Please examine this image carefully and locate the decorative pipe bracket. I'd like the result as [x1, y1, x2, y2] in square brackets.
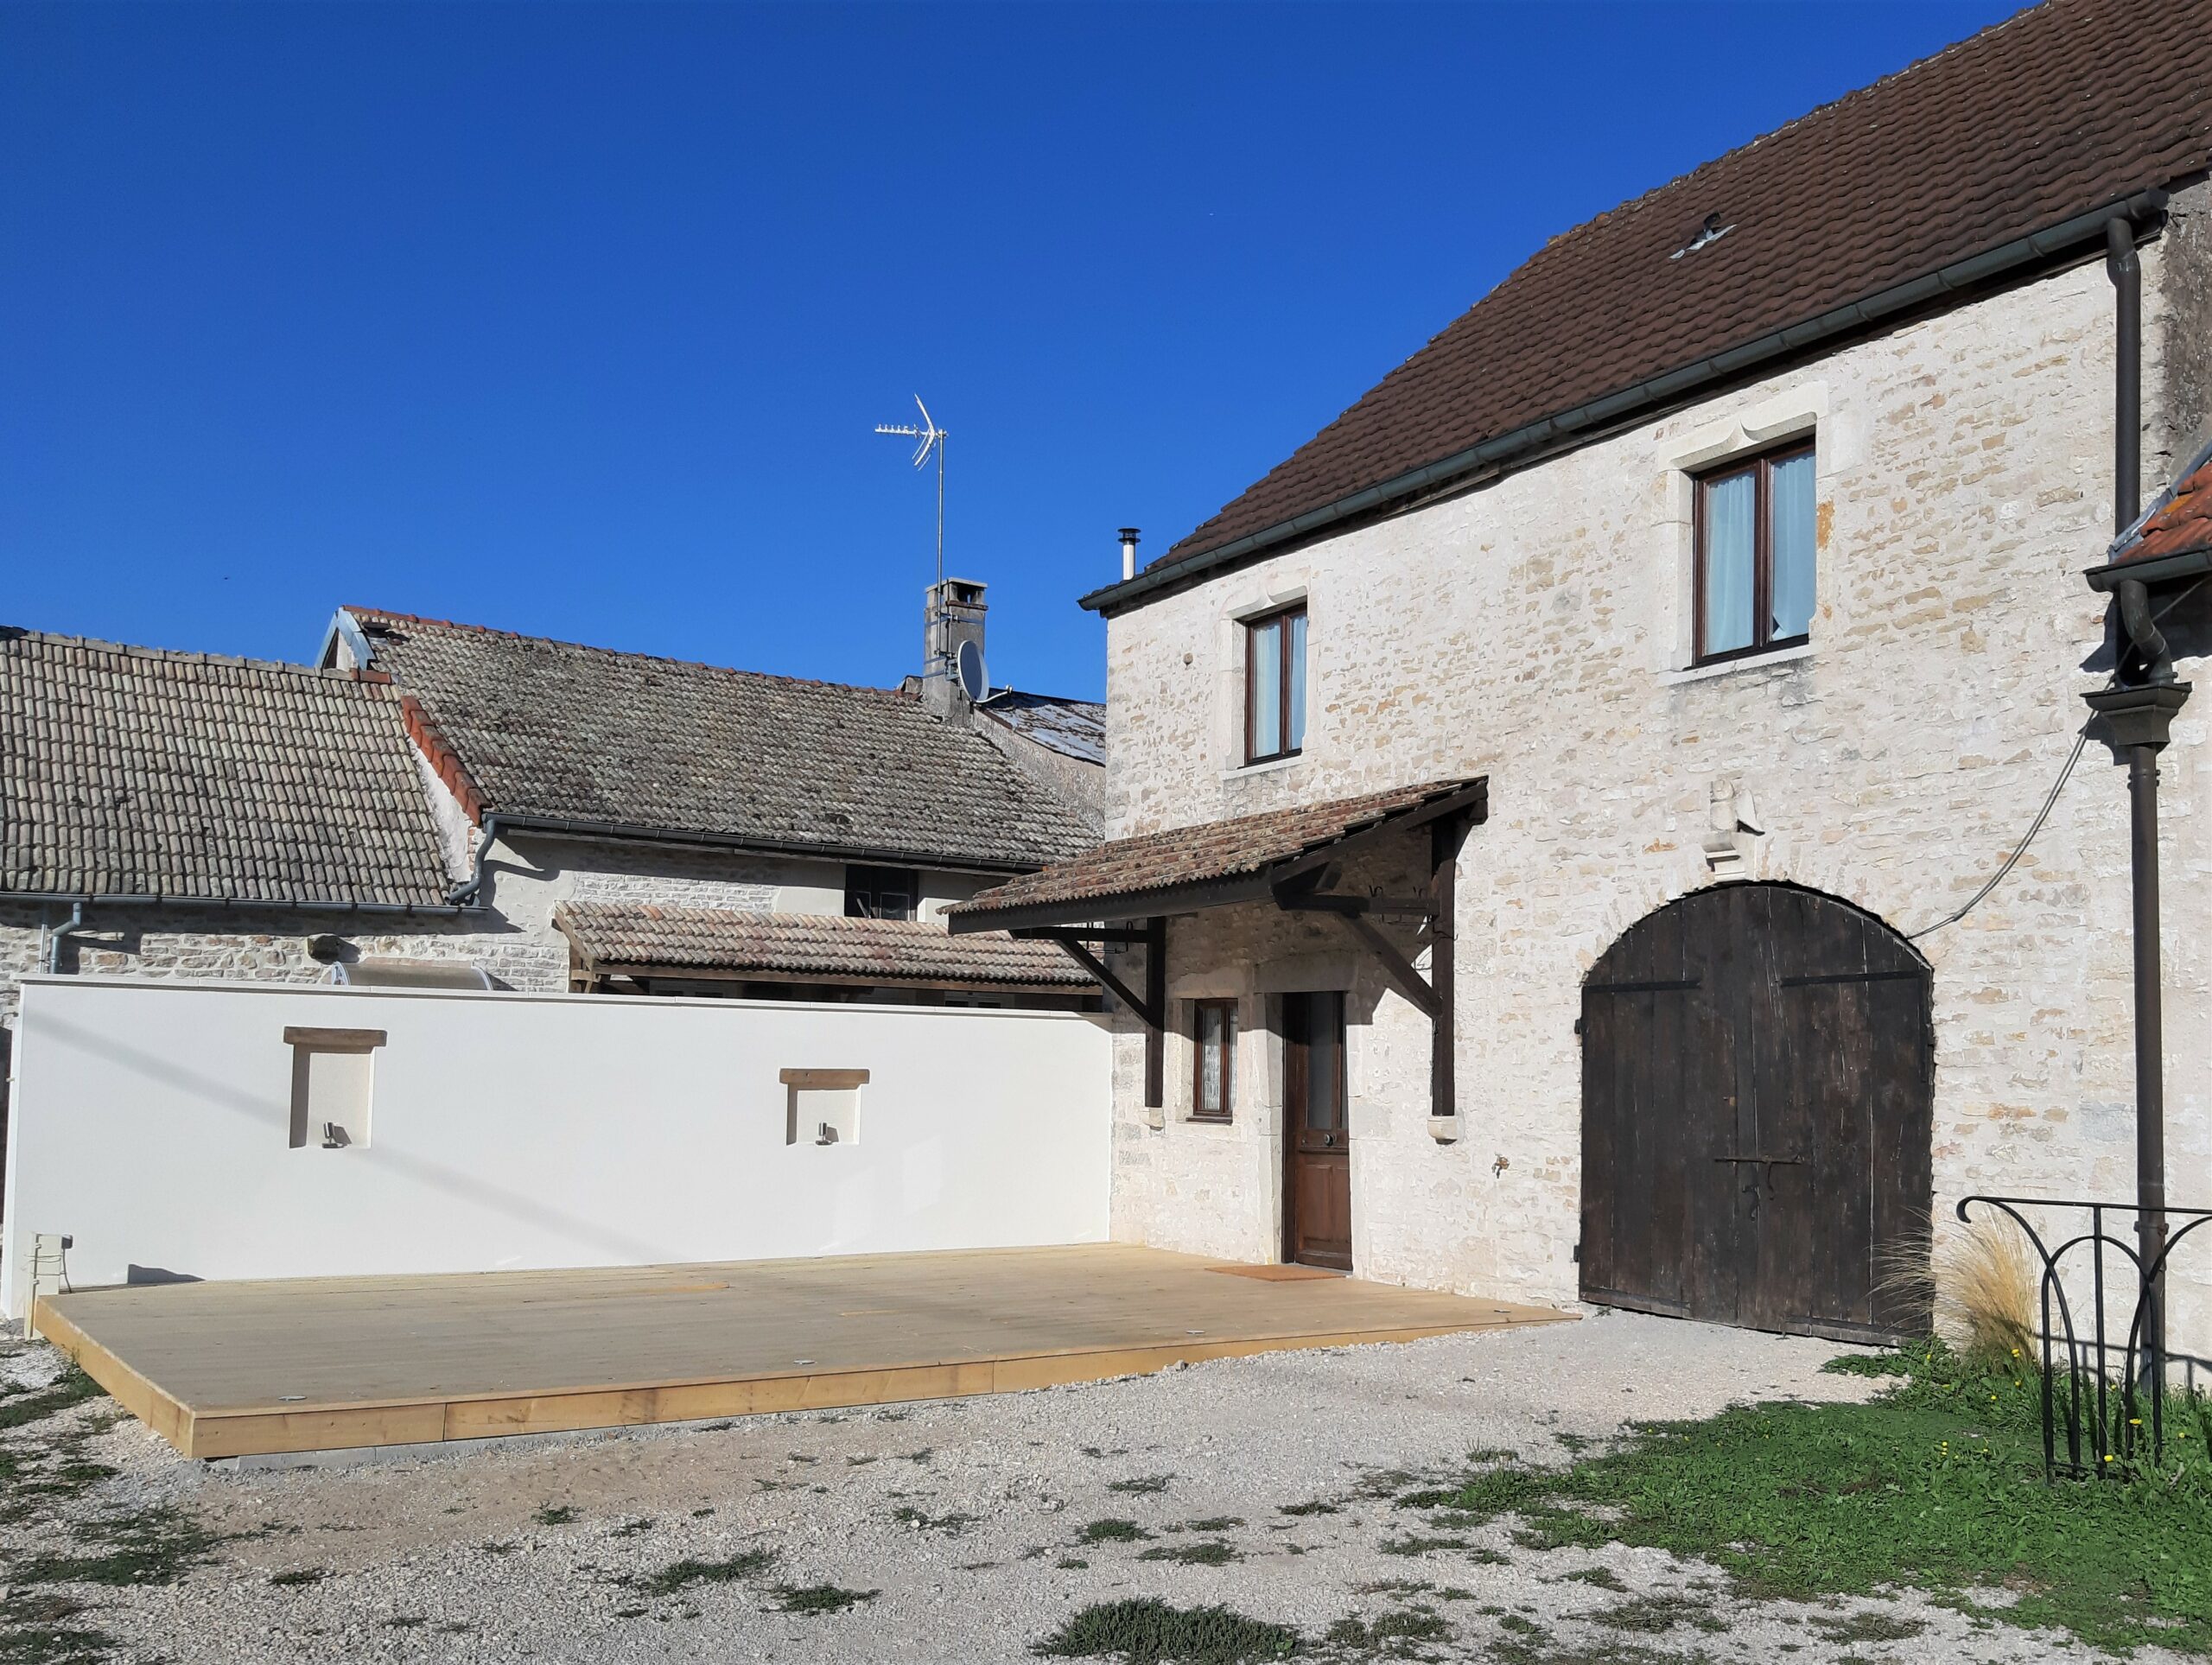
[2084, 681, 2192, 751]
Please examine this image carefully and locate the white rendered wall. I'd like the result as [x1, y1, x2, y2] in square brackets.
[0, 975, 1110, 1319]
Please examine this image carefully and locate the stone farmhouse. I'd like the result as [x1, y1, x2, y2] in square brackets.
[0, 581, 1102, 1189]
[951, 0, 2212, 1348]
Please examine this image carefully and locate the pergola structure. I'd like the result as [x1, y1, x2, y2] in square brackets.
[945, 777, 1487, 1117]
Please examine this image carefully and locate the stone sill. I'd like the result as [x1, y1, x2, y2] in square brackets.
[1222, 753, 1305, 783]
[1656, 642, 1815, 687]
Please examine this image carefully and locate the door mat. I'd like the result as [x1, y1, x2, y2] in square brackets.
[1204, 1263, 1344, 1282]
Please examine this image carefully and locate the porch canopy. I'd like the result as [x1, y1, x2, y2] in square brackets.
[556, 900, 1096, 999]
[945, 777, 1486, 1113]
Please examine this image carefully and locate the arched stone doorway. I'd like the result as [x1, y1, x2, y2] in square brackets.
[1579, 883, 1932, 1343]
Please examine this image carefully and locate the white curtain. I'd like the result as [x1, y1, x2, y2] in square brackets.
[1770, 452, 1816, 640]
[1250, 618, 1282, 755]
[1703, 470, 1757, 653]
[1286, 611, 1307, 752]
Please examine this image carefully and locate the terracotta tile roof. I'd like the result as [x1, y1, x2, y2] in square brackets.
[0, 628, 454, 906]
[1147, 0, 2212, 581]
[2109, 450, 2212, 564]
[554, 901, 1092, 988]
[948, 778, 1482, 929]
[344, 609, 1098, 872]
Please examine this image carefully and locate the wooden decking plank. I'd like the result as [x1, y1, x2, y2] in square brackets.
[36, 1244, 1566, 1458]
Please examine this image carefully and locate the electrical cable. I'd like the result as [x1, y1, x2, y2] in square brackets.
[1908, 719, 2094, 941]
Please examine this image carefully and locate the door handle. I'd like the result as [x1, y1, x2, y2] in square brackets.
[1322, 1132, 1338, 1147]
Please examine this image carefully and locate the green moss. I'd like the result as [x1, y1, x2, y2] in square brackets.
[1079, 1518, 1153, 1544]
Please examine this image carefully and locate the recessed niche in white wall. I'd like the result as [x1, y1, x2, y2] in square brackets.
[781, 1067, 868, 1147]
[284, 1026, 385, 1150]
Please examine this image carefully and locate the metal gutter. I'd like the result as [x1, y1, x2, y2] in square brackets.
[2, 891, 474, 917]
[1083, 187, 2177, 618]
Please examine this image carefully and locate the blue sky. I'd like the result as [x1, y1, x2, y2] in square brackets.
[3, 0, 2018, 700]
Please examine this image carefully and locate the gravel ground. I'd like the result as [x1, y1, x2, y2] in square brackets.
[0, 1310, 2177, 1663]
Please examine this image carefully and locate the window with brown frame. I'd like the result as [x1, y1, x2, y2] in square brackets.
[1243, 603, 1307, 765]
[1191, 998, 1237, 1121]
[1694, 440, 1816, 664]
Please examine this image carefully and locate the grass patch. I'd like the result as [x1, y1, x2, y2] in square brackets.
[1808, 1610, 1927, 1643]
[1585, 1593, 1726, 1635]
[1278, 1500, 1340, 1517]
[1377, 1536, 1466, 1557]
[533, 1505, 578, 1527]
[1322, 1610, 1450, 1656]
[269, 1566, 329, 1587]
[1080, 1517, 1154, 1544]
[1182, 1516, 1244, 1533]
[638, 1547, 776, 1595]
[1417, 1338, 2212, 1656]
[0, 1596, 111, 1664]
[12, 1505, 218, 1587]
[0, 1368, 106, 1433]
[771, 1582, 877, 1614]
[1034, 1598, 1299, 1662]
[1108, 1474, 1173, 1495]
[1556, 1567, 1626, 1592]
[1138, 1540, 1240, 1566]
[891, 1504, 979, 1535]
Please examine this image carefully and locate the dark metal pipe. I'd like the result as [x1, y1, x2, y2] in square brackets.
[2127, 740, 2169, 1371]
[2107, 216, 2143, 532]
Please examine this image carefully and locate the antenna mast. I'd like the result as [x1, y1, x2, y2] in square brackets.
[874, 396, 949, 586]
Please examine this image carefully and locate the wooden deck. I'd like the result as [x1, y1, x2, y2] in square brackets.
[33, 1244, 1565, 1459]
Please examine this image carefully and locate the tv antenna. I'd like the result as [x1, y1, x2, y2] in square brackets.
[874, 395, 949, 585]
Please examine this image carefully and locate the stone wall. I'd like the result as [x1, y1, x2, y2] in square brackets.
[1101, 227, 2212, 1350]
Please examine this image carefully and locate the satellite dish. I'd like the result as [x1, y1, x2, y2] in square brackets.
[956, 639, 988, 702]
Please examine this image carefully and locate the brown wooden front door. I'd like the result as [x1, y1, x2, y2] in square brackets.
[1579, 885, 1931, 1344]
[1282, 991, 1351, 1270]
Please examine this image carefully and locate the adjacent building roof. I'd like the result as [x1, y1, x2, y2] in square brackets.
[1106, 0, 2212, 603]
[977, 690, 1106, 766]
[341, 609, 1098, 872]
[947, 778, 1484, 932]
[0, 629, 455, 907]
[2107, 443, 2212, 568]
[555, 900, 1093, 989]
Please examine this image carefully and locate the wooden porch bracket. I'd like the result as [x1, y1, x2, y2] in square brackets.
[1026, 920, 1168, 1109]
[1272, 810, 1474, 1120]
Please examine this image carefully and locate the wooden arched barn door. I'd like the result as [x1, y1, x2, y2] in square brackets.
[1579, 884, 1932, 1344]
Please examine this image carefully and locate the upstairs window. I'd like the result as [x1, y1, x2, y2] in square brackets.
[1244, 604, 1307, 764]
[1694, 442, 1815, 664]
[844, 865, 918, 921]
[1192, 998, 1237, 1121]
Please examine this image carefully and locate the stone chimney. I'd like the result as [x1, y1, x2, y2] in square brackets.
[922, 577, 988, 721]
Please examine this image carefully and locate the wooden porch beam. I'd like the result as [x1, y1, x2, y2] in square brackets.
[1144, 915, 1166, 1109]
[1036, 935, 1154, 1024]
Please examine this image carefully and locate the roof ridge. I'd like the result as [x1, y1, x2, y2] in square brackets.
[344, 606, 922, 705]
[2, 626, 393, 687]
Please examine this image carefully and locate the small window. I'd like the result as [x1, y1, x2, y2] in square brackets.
[844, 865, 919, 921]
[1243, 604, 1306, 765]
[1694, 441, 1815, 664]
[1192, 998, 1237, 1121]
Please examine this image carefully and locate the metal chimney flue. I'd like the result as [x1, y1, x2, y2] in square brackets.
[1119, 527, 1141, 581]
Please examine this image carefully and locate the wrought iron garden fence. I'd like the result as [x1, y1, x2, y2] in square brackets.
[1956, 1194, 2212, 1478]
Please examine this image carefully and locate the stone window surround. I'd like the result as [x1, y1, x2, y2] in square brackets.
[1652, 382, 1836, 678]
[1161, 954, 1363, 1131]
[1216, 581, 1313, 779]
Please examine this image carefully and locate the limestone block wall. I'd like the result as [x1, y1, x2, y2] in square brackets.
[1101, 230, 2212, 1350]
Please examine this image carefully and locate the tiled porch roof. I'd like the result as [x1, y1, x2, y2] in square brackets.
[945, 778, 1485, 933]
[555, 901, 1093, 989]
